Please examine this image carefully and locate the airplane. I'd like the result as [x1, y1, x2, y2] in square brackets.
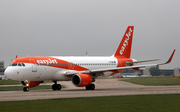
[4, 26, 176, 92]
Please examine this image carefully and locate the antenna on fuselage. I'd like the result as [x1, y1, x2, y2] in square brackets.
[86, 51, 88, 56]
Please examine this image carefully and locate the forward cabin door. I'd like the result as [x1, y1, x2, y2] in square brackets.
[29, 59, 37, 72]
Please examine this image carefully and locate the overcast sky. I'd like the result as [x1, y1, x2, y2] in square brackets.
[0, 0, 180, 69]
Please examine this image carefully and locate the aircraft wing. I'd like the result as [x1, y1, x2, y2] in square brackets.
[65, 64, 157, 75]
[65, 49, 175, 75]
[126, 59, 160, 66]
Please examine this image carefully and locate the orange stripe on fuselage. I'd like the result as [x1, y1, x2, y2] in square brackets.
[12, 57, 89, 71]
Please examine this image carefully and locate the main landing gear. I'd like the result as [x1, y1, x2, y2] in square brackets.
[52, 81, 61, 91]
[85, 84, 95, 90]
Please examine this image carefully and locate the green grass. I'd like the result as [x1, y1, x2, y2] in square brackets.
[1, 94, 180, 112]
[119, 77, 180, 85]
[0, 80, 20, 85]
[0, 85, 54, 91]
[0, 80, 62, 91]
[0, 80, 52, 85]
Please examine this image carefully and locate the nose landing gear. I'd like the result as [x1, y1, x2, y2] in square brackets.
[23, 87, 29, 92]
[21, 80, 29, 92]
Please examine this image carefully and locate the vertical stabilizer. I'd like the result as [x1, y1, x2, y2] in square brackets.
[114, 26, 134, 58]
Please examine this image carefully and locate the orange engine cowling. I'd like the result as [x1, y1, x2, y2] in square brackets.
[21, 81, 41, 88]
[72, 74, 92, 87]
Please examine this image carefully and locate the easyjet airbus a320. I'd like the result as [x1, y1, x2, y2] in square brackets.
[4, 26, 175, 92]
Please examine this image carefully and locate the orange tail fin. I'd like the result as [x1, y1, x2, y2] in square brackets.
[114, 26, 134, 58]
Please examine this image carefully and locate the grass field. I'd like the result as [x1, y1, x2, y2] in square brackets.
[0, 80, 20, 85]
[0, 80, 52, 85]
[0, 85, 54, 91]
[0, 94, 180, 112]
[119, 77, 180, 86]
[0, 80, 54, 91]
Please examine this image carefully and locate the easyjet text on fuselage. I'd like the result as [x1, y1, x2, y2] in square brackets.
[36, 59, 58, 65]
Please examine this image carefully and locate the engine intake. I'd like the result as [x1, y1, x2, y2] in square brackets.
[72, 74, 92, 87]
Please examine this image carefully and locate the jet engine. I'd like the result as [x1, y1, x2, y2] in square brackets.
[72, 74, 92, 87]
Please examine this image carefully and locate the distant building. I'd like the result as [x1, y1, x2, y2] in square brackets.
[0, 61, 4, 68]
[174, 68, 180, 76]
[114, 69, 143, 77]
[145, 67, 174, 76]
[113, 67, 175, 77]
[0, 61, 5, 75]
[159, 69, 174, 76]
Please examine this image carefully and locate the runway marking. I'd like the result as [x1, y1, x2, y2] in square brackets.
[0, 91, 17, 93]
[96, 84, 118, 86]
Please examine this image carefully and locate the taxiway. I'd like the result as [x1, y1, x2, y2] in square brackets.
[0, 79, 180, 101]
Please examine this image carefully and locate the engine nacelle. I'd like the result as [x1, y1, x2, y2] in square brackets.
[72, 74, 92, 87]
[21, 80, 41, 88]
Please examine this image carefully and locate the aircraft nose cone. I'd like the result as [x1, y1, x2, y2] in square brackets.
[4, 67, 14, 79]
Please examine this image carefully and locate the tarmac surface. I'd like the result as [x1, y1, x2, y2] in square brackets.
[1, 79, 180, 101]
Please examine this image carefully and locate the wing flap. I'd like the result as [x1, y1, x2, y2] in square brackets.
[127, 59, 160, 65]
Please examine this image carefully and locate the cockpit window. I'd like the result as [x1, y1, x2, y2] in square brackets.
[12, 63, 17, 66]
[9, 63, 25, 67]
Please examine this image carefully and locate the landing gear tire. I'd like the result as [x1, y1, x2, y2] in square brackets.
[52, 84, 57, 91]
[23, 87, 29, 92]
[90, 84, 95, 90]
[85, 85, 91, 90]
[57, 84, 61, 90]
[52, 84, 61, 91]
[86, 84, 95, 90]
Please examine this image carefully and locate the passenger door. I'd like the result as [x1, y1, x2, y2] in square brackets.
[29, 59, 37, 72]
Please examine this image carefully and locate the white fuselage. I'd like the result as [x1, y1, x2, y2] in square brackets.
[5, 56, 128, 81]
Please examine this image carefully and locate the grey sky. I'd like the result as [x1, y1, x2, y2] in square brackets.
[0, 0, 180, 69]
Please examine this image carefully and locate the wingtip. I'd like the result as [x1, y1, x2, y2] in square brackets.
[167, 49, 176, 63]
[159, 49, 176, 65]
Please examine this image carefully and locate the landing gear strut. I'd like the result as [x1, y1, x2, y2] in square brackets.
[85, 84, 95, 90]
[52, 81, 61, 91]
